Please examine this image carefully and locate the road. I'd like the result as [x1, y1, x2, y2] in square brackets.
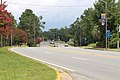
[11, 42, 120, 80]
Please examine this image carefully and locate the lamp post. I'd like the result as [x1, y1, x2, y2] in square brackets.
[102, 0, 107, 49]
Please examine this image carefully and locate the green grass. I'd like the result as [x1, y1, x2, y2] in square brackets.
[55, 41, 66, 44]
[109, 48, 120, 52]
[0, 47, 56, 80]
[80, 43, 120, 52]
[56, 41, 74, 46]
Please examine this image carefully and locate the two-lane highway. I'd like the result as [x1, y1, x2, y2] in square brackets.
[11, 46, 120, 80]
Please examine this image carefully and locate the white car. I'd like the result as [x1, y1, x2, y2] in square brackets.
[64, 44, 68, 47]
[49, 41, 55, 44]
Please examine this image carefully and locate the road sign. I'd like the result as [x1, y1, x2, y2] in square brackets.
[102, 19, 106, 23]
[101, 13, 106, 19]
[106, 30, 110, 38]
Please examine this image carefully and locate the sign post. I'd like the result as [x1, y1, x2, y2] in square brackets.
[106, 30, 110, 48]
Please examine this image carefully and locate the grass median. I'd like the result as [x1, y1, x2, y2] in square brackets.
[0, 47, 56, 80]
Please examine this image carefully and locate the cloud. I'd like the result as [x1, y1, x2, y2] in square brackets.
[2, 0, 97, 30]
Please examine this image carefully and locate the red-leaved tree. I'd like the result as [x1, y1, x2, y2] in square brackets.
[0, 1, 13, 46]
[12, 29, 28, 45]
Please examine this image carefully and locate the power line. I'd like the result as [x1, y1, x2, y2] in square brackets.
[7, 0, 13, 4]
[8, 2, 92, 8]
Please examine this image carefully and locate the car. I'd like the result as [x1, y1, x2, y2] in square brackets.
[64, 44, 68, 47]
[49, 41, 55, 44]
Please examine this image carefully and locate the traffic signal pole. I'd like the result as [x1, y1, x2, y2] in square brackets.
[105, 2, 108, 49]
[101, 0, 108, 49]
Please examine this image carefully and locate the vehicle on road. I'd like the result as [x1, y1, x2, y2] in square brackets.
[64, 44, 68, 47]
[49, 41, 55, 44]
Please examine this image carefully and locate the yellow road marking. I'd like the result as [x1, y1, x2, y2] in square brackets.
[47, 47, 87, 54]
[73, 57, 87, 61]
[46, 47, 120, 59]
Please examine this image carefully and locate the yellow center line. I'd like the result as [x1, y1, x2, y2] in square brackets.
[72, 57, 87, 61]
[47, 47, 87, 54]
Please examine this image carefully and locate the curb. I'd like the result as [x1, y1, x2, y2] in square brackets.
[56, 70, 62, 80]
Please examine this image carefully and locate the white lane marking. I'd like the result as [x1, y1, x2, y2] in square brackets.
[11, 48, 74, 72]
[73, 57, 87, 61]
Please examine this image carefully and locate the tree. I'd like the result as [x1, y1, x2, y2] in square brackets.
[59, 27, 72, 42]
[69, 18, 81, 46]
[18, 9, 45, 46]
[48, 28, 59, 41]
[0, 1, 13, 47]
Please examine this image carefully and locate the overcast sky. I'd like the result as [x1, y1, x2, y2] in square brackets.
[4, 0, 97, 31]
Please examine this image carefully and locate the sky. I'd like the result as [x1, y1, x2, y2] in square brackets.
[3, 0, 97, 31]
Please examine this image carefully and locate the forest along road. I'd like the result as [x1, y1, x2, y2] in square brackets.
[11, 46, 120, 80]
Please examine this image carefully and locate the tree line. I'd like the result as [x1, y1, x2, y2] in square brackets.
[44, 0, 120, 48]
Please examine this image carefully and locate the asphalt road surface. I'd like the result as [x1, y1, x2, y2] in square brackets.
[11, 43, 120, 80]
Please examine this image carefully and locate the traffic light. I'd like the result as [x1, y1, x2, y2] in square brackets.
[101, 13, 106, 26]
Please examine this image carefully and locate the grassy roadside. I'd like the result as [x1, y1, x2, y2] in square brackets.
[55, 41, 66, 44]
[0, 47, 56, 80]
[80, 43, 120, 52]
[56, 41, 120, 52]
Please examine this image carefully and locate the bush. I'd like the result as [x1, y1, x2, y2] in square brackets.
[87, 43, 96, 48]
[109, 33, 120, 48]
[96, 41, 105, 48]
[109, 42, 117, 48]
[27, 38, 43, 47]
[27, 39, 35, 47]
[68, 41, 74, 46]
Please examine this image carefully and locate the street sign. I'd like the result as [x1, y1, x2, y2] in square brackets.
[102, 19, 106, 23]
[106, 30, 110, 38]
[101, 13, 106, 26]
